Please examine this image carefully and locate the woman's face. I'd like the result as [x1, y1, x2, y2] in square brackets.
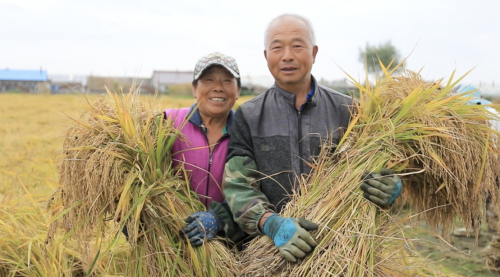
[192, 66, 240, 120]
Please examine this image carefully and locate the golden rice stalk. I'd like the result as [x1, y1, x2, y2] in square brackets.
[0, 196, 128, 277]
[240, 66, 500, 276]
[0, 201, 74, 277]
[55, 84, 239, 276]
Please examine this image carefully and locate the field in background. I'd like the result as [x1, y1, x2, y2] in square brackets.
[0, 93, 252, 200]
[0, 93, 497, 276]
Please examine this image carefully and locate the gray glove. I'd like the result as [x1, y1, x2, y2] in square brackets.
[262, 214, 318, 262]
[360, 169, 402, 207]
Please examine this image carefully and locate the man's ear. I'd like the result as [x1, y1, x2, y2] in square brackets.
[264, 50, 268, 60]
[312, 45, 318, 63]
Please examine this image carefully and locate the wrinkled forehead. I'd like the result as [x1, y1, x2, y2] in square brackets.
[266, 17, 311, 45]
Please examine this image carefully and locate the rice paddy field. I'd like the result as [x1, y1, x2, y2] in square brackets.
[0, 91, 499, 276]
[0, 93, 252, 200]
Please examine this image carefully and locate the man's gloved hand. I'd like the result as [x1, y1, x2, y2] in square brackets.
[180, 210, 219, 246]
[262, 214, 318, 262]
[360, 169, 402, 207]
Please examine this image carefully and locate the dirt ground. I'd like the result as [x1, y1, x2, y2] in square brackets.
[412, 218, 498, 276]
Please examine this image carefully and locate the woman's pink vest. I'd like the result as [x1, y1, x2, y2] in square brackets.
[165, 107, 231, 208]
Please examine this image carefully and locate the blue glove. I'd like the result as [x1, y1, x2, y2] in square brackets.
[262, 214, 318, 262]
[361, 169, 402, 207]
[180, 210, 219, 246]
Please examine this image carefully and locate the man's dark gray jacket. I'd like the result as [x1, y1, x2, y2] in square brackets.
[226, 76, 354, 213]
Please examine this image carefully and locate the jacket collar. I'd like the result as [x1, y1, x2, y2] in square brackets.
[187, 103, 235, 130]
[273, 75, 318, 108]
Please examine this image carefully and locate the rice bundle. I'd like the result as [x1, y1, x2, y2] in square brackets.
[54, 86, 239, 276]
[240, 67, 500, 276]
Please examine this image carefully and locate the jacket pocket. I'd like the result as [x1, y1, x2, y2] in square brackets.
[253, 136, 293, 212]
[310, 136, 338, 159]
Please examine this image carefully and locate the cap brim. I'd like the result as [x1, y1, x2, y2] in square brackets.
[193, 62, 240, 81]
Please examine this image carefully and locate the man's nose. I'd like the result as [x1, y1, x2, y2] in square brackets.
[282, 46, 294, 62]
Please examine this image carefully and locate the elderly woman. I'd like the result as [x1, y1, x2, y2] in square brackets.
[165, 52, 243, 246]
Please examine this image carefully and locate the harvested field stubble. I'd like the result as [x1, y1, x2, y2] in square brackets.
[240, 68, 500, 276]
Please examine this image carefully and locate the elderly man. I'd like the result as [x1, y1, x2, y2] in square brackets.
[223, 14, 402, 262]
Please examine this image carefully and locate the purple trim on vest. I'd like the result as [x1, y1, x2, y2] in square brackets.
[165, 107, 231, 208]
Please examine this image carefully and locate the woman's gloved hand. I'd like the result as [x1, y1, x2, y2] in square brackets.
[180, 210, 220, 246]
[262, 214, 318, 262]
[360, 169, 402, 208]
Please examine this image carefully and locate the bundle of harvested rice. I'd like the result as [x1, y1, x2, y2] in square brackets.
[55, 86, 239, 276]
[240, 66, 500, 276]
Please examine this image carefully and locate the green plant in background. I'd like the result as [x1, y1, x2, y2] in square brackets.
[360, 41, 401, 77]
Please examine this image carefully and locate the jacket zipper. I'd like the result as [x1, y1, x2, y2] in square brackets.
[297, 110, 304, 175]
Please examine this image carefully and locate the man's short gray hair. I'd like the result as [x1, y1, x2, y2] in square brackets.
[264, 14, 316, 49]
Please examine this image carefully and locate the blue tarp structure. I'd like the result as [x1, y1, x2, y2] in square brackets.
[457, 84, 492, 105]
[0, 69, 48, 81]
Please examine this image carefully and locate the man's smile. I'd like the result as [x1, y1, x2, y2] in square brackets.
[281, 66, 298, 73]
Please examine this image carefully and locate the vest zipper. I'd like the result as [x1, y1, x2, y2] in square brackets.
[205, 137, 225, 206]
[198, 125, 228, 207]
[206, 148, 212, 206]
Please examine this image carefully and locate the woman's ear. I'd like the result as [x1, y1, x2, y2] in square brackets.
[192, 84, 197, 99]
[236, 88, 241, 100]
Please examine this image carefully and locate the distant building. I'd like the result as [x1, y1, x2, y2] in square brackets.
[0, 69, 49, 93]
[319, 78, 357, 96]
[150, 71, 193, 93]
[241, 75, 274, 94]
[51, 81, 84, 94]
[478, 85, 500, 98]
[86, 76, 154, 94]
[48, 74, 84, 94]
[48, 74, 71, 82]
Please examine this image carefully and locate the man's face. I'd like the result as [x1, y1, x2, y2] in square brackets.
[264, 18, 318, 90]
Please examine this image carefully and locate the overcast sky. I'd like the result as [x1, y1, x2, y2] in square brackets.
[1, 0, 499, 89]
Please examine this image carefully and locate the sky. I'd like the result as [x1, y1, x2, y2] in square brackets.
[1, 0, 499, 92]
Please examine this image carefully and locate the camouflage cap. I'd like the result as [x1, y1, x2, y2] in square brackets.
[193, 52, 240, 81]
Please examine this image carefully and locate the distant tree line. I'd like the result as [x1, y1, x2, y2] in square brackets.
[359, 40, 401, 75]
